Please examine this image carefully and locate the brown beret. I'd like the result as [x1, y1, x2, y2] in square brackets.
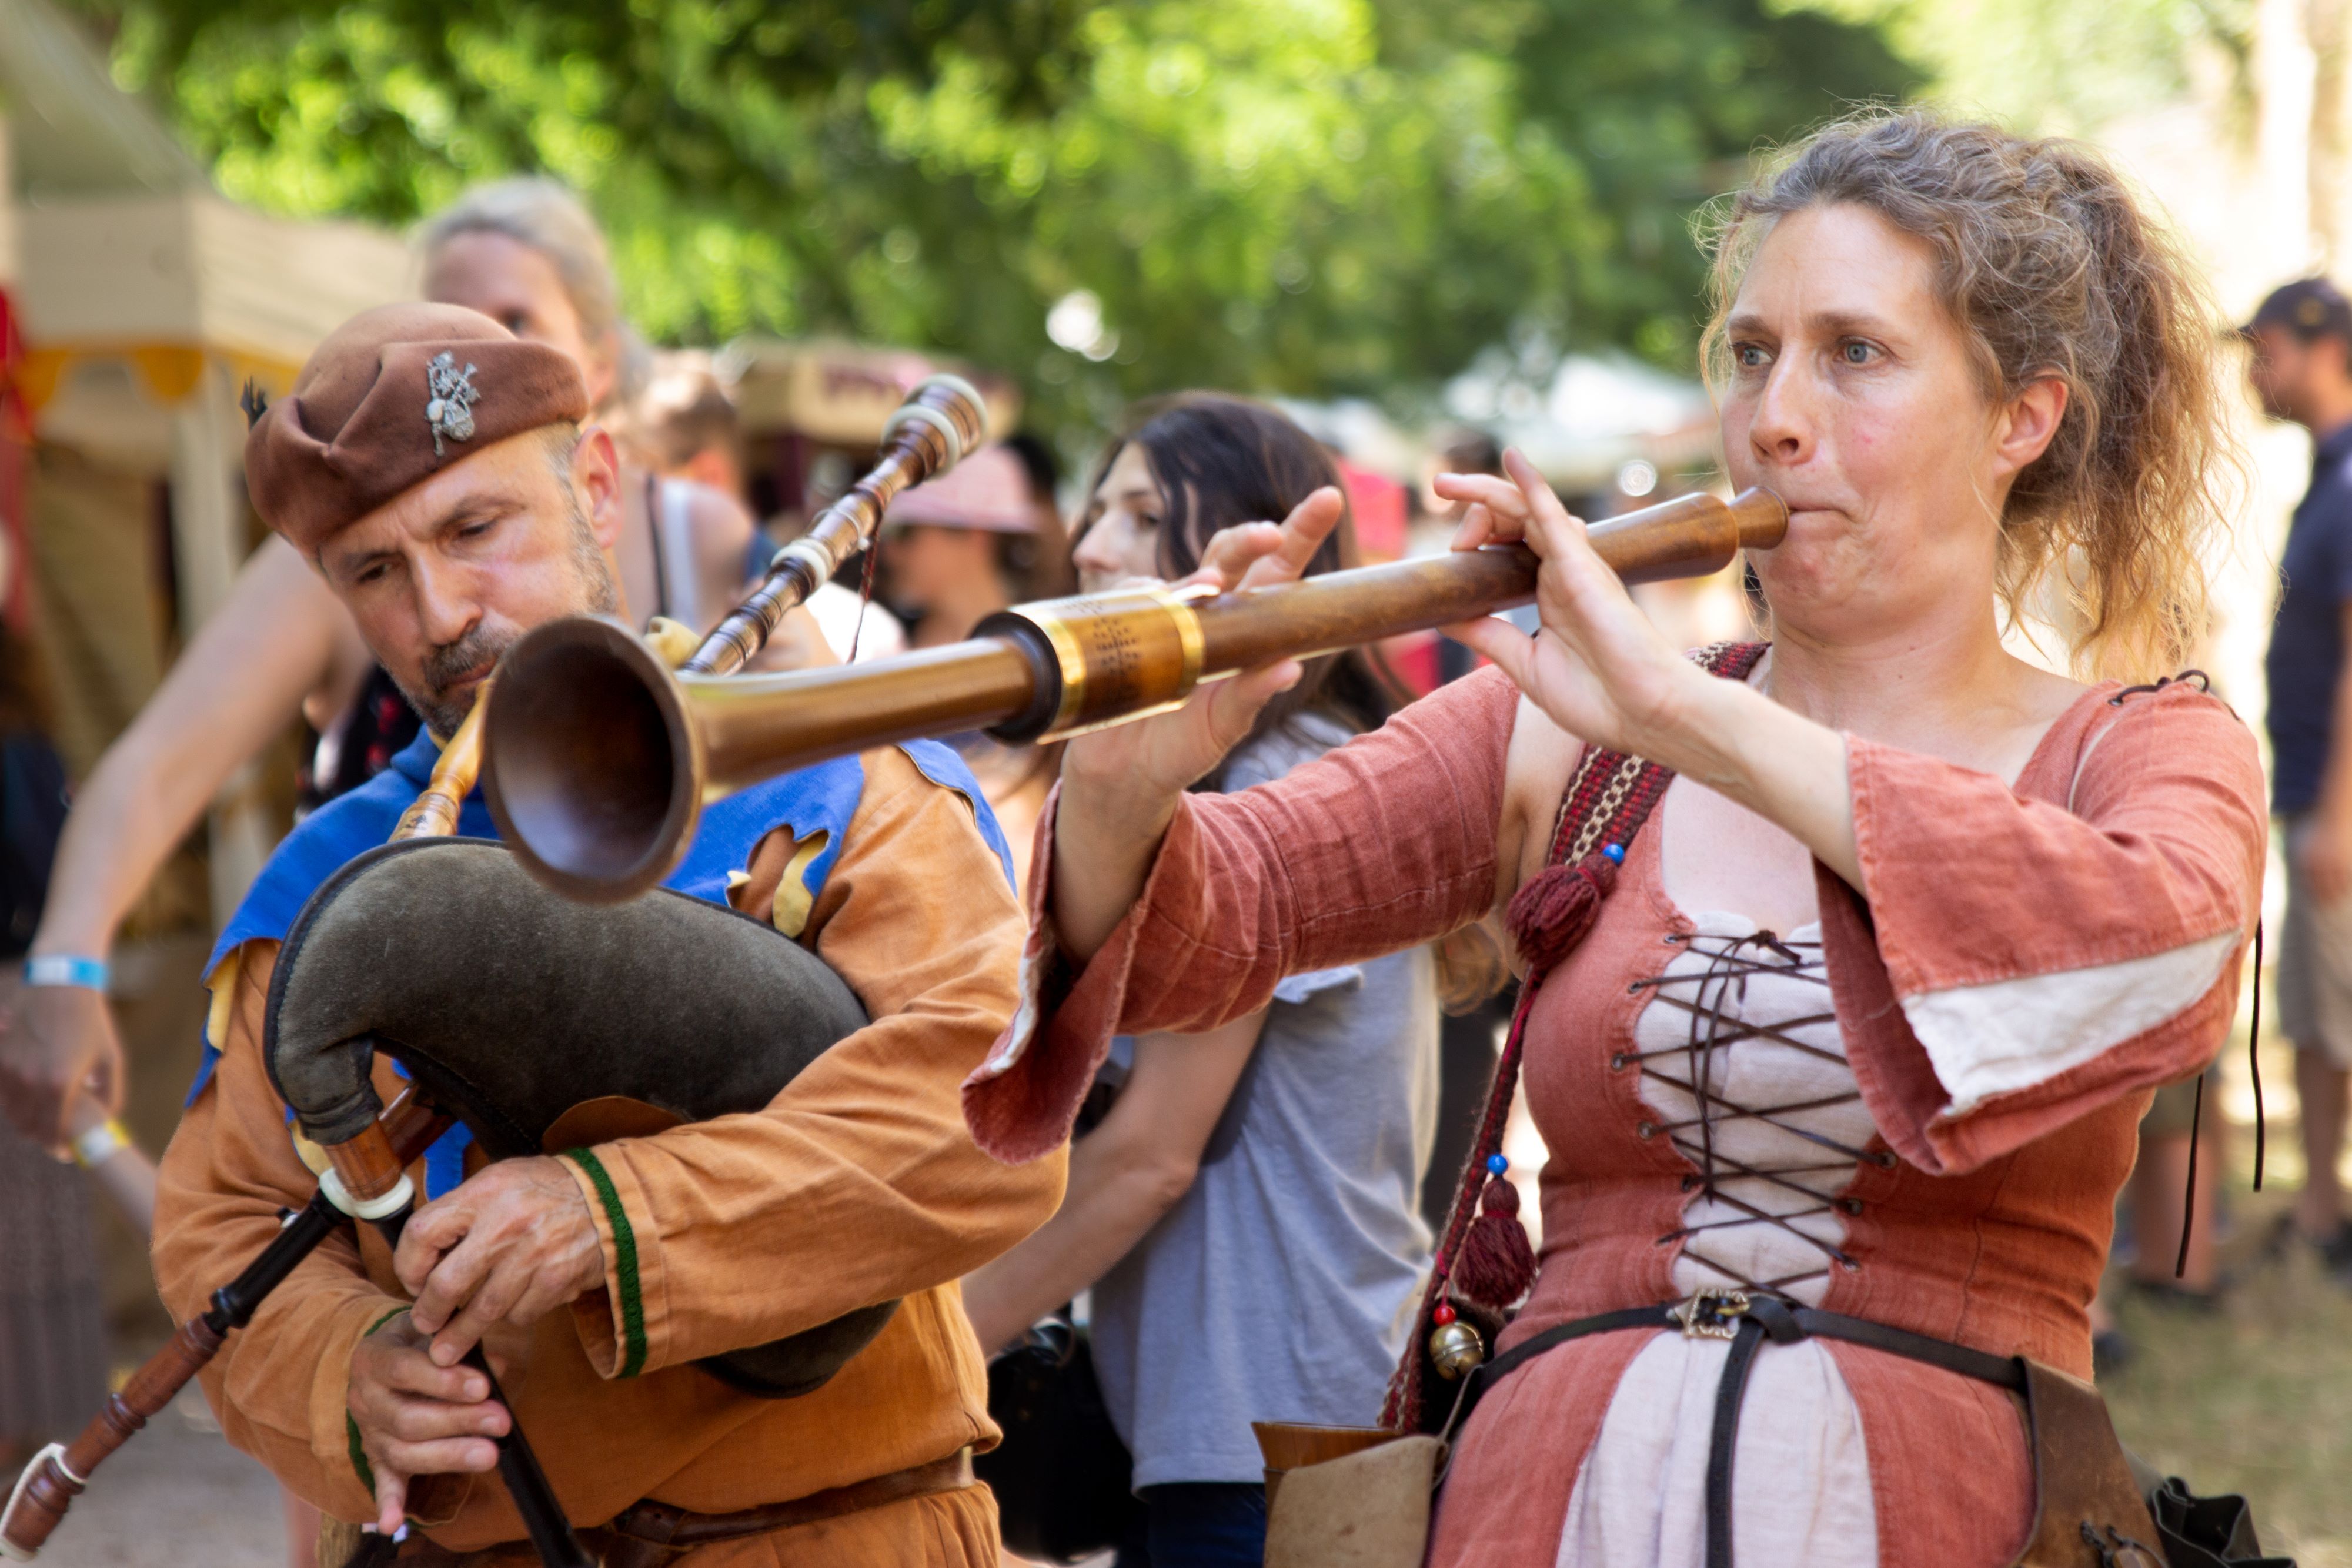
[245, 302, 590, 551]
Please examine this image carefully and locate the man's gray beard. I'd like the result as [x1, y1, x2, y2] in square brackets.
[400, 490, 618, 739]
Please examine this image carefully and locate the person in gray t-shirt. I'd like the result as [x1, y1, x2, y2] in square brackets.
[961, 395, 1444, 1567]
[1091, 712, 1438, 1486]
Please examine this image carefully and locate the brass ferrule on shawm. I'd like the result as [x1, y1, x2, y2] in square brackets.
[996, 584, 1208, 741]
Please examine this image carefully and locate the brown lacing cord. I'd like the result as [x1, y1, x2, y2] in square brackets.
[1620, 931, 1864, 1292]
[2174, 917, 2269, 1278]
[2106, 668, 2211, 705]
[845, 531, 886, 664]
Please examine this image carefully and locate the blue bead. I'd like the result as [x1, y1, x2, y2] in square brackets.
[1602, 842, 1625, 864]
[1486, 1153, 1509, 1175]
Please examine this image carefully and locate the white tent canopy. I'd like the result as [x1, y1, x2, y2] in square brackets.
[1445, 348, 1718, 493]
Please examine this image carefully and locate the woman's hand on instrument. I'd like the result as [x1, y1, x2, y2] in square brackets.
[1061, 485, 1345, 808]
[348, 1312, 509, 1534]
[0, 981, 125, 1150]
[1436, 452, 1715, 763]
[1053, 486, 1344, 961]
[395, 1156, 606, 1366]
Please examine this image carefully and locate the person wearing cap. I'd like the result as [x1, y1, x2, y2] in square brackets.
[2249, 276, 2352, 1280]
[877, 443, 1073, 885]
[149, 303, 1064, 1564]
[880, 442, 1073, 652]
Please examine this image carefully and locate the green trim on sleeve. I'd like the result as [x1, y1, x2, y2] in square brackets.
[348, 1306, 409, 1496]
[346, 1413, 376, 1496]
[563, 1148, 647, 1378]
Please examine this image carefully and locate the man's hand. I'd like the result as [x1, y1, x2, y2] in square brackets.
[2304, 812, 2352, 906]
[0, 981, 125, 1149]
[348, 1313, 509, 1534]
[394, 1157, 604, 1368]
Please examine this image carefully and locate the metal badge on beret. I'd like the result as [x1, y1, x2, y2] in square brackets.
[425, 351, 480, 456]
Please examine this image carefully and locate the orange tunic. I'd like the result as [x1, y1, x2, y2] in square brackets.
[965, 668, 2266, 1566]
[155, 745, 1065, 1563]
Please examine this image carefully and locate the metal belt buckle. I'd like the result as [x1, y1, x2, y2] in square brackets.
[1673, 1288, 1751, 1340]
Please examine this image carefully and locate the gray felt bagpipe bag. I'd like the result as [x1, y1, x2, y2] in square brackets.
[262, 835, 894, 1398]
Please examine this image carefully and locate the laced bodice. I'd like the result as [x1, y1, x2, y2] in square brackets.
[1626, 918, 1877, 1305]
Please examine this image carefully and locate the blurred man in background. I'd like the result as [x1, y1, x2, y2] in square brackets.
[2250, 276, 2352, 1279]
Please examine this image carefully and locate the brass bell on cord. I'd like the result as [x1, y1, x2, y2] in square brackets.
[1429, 1318, 1485, 1380]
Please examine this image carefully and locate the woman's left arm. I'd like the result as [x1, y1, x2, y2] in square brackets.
[961, 1011, 1269, 1356]
[1813, 688, 2263, 1171]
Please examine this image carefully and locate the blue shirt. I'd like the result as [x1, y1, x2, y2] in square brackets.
[2269, 420, 2352, 814]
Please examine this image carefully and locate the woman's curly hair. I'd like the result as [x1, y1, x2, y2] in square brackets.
[1700, 109, 2241, 679]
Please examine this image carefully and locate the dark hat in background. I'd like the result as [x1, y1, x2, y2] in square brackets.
[245, 302, 590, 552]
[2243, 278, 2352, 346]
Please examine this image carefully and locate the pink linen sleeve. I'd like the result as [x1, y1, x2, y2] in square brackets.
[963, 667, 1522, 1162]
[1819, 682, 2267, 1174]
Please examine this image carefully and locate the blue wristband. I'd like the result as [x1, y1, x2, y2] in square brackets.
[24, 955, 108, 991]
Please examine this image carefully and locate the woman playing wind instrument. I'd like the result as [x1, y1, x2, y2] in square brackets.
[963, 110, 2266, 1565]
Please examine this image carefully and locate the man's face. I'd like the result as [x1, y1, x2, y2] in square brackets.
[317, 427, 622, 737]
[2247, 324, 2349, 427]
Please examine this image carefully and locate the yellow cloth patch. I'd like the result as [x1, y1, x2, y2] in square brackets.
[773, 830, 830, 939]
[203, 947, 243, 1054]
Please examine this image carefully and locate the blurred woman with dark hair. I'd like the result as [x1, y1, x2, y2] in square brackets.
[961, 395, 1436, 1566]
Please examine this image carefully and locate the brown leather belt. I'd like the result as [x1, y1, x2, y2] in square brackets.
[1445, 1291, 2161, 1568]
[390, 1448, 975, 1568]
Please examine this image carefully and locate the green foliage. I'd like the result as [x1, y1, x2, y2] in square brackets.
[83, 0, 1916, 434]
[1794, 0, 2252, 135]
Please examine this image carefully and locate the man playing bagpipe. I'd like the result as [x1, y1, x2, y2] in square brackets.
[152, 304, 1064, 1564]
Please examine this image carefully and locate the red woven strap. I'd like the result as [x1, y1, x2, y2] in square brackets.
[1382, 640, 1768, 1430]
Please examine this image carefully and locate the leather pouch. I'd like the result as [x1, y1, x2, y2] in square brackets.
[1260, 1433, 1444, 1568]
[2007, 1359, 2296, 1567]
[2011, 1359, 2167, 1566]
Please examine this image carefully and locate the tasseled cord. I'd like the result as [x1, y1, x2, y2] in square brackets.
[1442, 844, 1626, 1312]
[846, 531, 885, 664]
[1508, 848, 1620, 976]
[1454, 1166, 1536, 1308]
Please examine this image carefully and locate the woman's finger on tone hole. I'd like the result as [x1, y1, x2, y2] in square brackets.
[1187, 523, 1285, 593]
[1235, 487, 1344, 591]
